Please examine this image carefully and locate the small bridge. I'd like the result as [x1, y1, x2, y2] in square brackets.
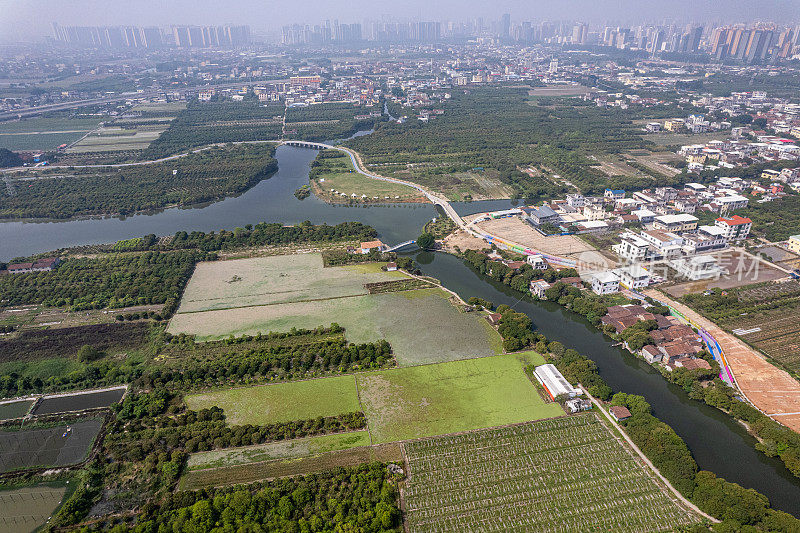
[385, 240, 417, 252]
[282, 140, 334, 150]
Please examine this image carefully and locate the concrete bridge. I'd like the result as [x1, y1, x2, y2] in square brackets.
[385, 240, 417, 252]
[282, 140, 334, 150]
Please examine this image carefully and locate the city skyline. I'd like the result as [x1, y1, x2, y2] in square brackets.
[2, 0, 800, 42]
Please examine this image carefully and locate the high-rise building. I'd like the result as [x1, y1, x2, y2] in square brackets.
[501, 14, 511, 38]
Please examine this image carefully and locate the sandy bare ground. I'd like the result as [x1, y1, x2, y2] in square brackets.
[474, 217, 614, 271]
[441, 229, 486, 253]
[646, 289, 800, 433]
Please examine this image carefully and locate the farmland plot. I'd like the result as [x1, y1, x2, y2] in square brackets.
[170, 254, 502, 365]
[357, 355, 562, 443]
[184, 375, 360, 426]
[0, 485, 67, 533]
[0, 418, 103, 473]
[403, 414, 699, 533]
[174, 254, 405, 313]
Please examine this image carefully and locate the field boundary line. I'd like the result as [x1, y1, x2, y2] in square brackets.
[354, 374, 373, 446]
[584, 388, 717, 523]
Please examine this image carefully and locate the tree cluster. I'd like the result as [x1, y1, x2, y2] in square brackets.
[130, 463, 400, 533]
[0, 144, 278, 219]
[0, 250, 207, 311]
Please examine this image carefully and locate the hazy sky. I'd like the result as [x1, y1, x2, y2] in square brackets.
[1, 0, 799, 41]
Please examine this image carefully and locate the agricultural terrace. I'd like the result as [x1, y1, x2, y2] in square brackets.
[185, 375, 360, 426]
[169, 254, 501, 365]
[403, 414, 700, 533]
[0, 418, 103, 473]
[310, 150, 424, 203]
[0, 485, 67, 533]
[358, 354, 563, 443]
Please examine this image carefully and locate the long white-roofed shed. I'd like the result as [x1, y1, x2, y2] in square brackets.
[533, 364, 581, 401]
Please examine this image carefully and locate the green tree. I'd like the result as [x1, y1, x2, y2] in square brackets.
[416, 232, 435, 249]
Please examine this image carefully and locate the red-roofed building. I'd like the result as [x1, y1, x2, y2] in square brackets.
[714, 215, 752, 242]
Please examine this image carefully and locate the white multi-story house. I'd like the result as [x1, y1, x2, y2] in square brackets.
[614, 264, 651, 289]
[530, 280, 551, 299]
[640, 230, 684, 259]
[566, 194, 586, 208]
[590, 271, 620, 295]
[714, 194, 749, 215]
[681, 225, 728, 254]
[670, 255, 725, 280]
[613, 232, 653, 263]
[715, 215, 752, 242]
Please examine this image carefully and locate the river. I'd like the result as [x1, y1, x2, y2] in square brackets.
[411, 250, 800, 516]
[3, 138, 800, 516]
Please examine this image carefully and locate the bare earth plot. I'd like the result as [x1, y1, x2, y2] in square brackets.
[170, 254, 501, 365]
[0, 485, 67, 533]
[180, 442, 402, 490]
[646, 290, 800, 433]
[665, 250, 787, 297]
[402, 414, 700, 533]
[186, 431, 371, 471]
[476, 217, 610, 268]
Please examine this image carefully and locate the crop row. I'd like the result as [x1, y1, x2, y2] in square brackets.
[402, 414, 696, 533]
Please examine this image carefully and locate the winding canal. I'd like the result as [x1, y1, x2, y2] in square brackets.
[3, 141, 800, 516]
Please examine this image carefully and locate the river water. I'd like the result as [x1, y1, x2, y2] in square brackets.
[3, 138, 800, 516]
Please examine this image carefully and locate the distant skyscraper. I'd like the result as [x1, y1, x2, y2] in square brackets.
[501, 14, 511, 38]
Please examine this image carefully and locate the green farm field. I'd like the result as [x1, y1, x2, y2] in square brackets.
[185, 375, 360, 426]
[169, 288, 501, 365]
[0, 484, 67, 533]
[169, 254, 502, 365]
[66, 126, 166, 153]
[186, 354, 562, 445]
[0, 132, 87, 151]
[357, 354, 563, 443]
[0, 117, 102, 134]
[186, 431, 371, 471]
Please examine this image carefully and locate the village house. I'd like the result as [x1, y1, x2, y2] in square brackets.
[5, 257, 61, 274]
[530, 280, 551, 299]
[527, 255, 548, 270]
[609, 405, 632, 422]
[359, 240, 386, 254]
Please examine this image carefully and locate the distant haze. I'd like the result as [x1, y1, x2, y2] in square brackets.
[1, 0, 799, 42]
